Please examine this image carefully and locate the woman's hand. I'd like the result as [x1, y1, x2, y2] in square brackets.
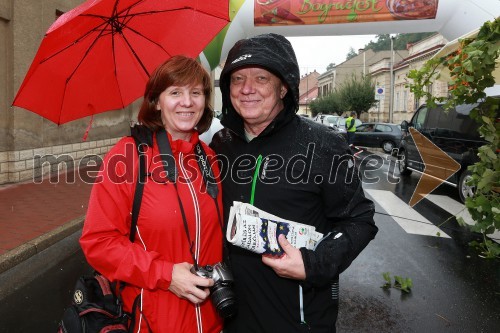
[168, 262, 214, 304]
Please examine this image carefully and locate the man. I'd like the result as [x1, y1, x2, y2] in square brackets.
[211, 33, 377, 333]
[345, 111, 357, 146]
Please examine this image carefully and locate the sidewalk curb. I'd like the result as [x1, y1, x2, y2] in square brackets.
[0, 216, 85, 274]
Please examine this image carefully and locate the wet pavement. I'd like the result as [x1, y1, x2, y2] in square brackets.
[338, 202, 500, 333]
[0, 168, 95, 273]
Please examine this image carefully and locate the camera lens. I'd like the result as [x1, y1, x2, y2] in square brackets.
[211, 283, 237, 319]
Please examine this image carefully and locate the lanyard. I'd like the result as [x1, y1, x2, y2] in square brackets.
[250, 155, 263, 205]
[156, 129, 223, 269]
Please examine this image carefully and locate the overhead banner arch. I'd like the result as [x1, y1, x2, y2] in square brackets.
[201, 0, 499, 70]
[253, 0, 438, 26]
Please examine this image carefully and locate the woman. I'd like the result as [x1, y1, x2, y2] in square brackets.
[80, 55, 223, 333]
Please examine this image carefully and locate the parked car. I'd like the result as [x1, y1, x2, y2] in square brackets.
[312, 114, 341, 126]
[323, 115, 341, 126]
[348, 122, 402, 153]
[313, 114, 326, 124]
[397, 100, 496, 203]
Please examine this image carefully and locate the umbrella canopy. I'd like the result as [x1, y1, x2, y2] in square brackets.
[12, 0, 229, 125]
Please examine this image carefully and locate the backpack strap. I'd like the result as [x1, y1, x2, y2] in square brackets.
[130, 135, 147, 243]
[126, 125, 154, 332]
[129, 124, 153, 242]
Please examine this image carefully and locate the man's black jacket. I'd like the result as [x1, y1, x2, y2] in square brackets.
[210, 106, 378, 333]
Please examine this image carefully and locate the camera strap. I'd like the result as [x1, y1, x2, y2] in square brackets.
[194, 141, 229, 265]
[156, 129, 225, 270]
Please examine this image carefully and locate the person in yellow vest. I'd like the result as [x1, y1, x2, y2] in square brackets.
[345, 112, 357, 146]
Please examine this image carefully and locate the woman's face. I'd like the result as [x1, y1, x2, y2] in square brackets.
[156, 84, 205, 141]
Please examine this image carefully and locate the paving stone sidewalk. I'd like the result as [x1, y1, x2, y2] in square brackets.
[0, 170, 94, 273]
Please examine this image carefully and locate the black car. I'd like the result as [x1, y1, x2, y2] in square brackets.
[397, 101, 493, 203]
[345, 122, 402, 153]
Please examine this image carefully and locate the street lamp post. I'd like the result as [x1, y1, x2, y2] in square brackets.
[389, 35, 395, 123]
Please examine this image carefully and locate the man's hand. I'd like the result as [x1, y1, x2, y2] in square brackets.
[262, 234, 306, 280]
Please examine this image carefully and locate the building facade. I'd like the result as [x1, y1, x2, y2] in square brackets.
[317, 34, 450, 125]
[368, 33, 448, 124]
[317, 48, 407, 122]
[298, 70, 319, 116]
[317, 49, 408, 98]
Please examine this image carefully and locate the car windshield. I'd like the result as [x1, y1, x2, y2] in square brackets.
[338, 118, 361, 127]
[326, 117, 338, 124]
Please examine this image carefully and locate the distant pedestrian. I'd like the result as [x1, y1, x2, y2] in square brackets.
[346, 111, 357, 146]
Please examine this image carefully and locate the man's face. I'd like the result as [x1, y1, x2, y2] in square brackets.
[229, 66, 287, 133]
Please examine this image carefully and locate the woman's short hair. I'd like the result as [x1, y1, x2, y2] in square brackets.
[137, 55, 213, 134]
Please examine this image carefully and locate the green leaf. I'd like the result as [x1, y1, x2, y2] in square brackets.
[463, 61, 474, 72]
[481, 116, 493, 125]
[456, 216, 467, 227]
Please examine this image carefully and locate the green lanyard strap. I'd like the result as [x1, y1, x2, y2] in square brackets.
[250, 155, 263, 205]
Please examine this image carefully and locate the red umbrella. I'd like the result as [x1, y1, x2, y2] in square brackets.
[12, 0, 229, 125]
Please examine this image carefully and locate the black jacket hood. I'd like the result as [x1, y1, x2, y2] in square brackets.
[219, 33, 300, 135]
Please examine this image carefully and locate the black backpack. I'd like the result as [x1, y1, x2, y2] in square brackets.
[57, 275, 128, 333]
[57, 126, 151, 333]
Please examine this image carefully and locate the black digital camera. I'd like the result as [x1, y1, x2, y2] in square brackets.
[191, 262, 237, 319]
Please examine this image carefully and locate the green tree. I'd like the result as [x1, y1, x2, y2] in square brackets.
[327, 91, 345, 115]
[309, 96, 330, 116]
[326, 63, 336, 71]
[365, 34, 391, 51]
[338, 74, 377, 117]
[407, 18, 499, 258]
[365, 32, 436, 52]
[310, 91, 344, 116]
[346, 47, 357, 60]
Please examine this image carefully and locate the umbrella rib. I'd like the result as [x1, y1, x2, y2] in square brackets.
[66, 25, 110, 84]
[118, 7, 228, 20]
[56, 22, 111, 124]
[109, 1, 127, 109]
[42, 0, 229, 63]
[119, 32, 150, 77]
[126, 25, 172, 56]
[40, 19, 112, 64]
[84, 7, 227, 22]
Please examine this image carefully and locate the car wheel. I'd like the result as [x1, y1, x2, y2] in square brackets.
[458, 170, 474, 203]
[382, 140, 395, 154]
[397, 149, 412, 176]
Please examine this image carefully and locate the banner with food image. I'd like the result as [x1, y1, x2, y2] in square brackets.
[254, 0, 439, 26]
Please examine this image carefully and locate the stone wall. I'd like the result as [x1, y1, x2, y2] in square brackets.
[0, 137, 120, 184]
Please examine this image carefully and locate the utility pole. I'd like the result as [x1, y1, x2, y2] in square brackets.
[306, 70, 309, 115]
[389, 35, 395, 123]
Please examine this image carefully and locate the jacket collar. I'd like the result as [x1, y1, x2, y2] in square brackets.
[153, 130, 200, 155]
